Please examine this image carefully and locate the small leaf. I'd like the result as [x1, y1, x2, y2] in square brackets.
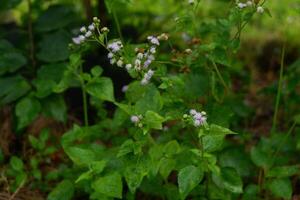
[86, 77, 115, 102]
[144, 111, 165, 130]
[266, 165, 299, 178]
[268, 178, 292, 199]
[0, 75, 30, 105]
[64, 147, 96, 166]
[15, 96, 41, 130]
[159, 157, 175, 179]
[92, 172, 123, 199]
[10, 156, 23, 172]
[163, 140, 181, 156]
[250, 146, 273, 169]
[178, 165, 204, 200]
[91, 66, 103, 77]
[212, 167, 243, 193]
[47, 180, 74, 200]
[124, 164, 147, 193]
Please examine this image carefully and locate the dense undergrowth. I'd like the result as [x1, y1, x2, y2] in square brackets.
[0, 0, 300, 199]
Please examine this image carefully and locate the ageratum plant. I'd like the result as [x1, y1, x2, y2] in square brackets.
[45, 1, 296, 200]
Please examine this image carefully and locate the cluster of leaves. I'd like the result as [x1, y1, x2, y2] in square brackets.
[0, 0, 300, 200]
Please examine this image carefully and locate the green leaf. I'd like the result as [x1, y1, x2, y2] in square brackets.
[212, 167, 243, 193]
[37, 30, 70, 62]
[91, 66, 103, 77]
[159, 157, 175, 179]
[10, 156, 23, 172]
[33, 63, 67, 98]
[76, 170, 93, 183]
[0, 75, 30, 105]
[268, 178, 292, 199]
[64, 147, 96, 166]
[209, 124, 237, 135]
[135, 85, 162, 113]
[92, 172, 123, 199]
[86, 77, 115, 102]
[36, 5, 76, 32]
[266, 165, 299, 178]
[202, 134, 225, 152]
[15, 96, 41, 130]
[219, 147, 253, 177]
[163, 140, 181, 156]
[28, 135, 40, 150]
[144, 111, 165, 130]
[178, 165, 204, 200]
[250, 146, 273, 169]
[47, 180, 74, 200]
[0, 52, 26, 75]
[124, 164, 147, 193]
[294, 114, 300, 124]
[41, 95, 67, 122]
[91, 160, 107, 174]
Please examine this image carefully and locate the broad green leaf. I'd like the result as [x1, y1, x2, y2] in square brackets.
[0, 52, 26, 75]
[124, 164, 147, 193]
[219, 147, 253, 177]
[159, 157, 175, 179]
[0, 75, 30, 105]
[37, 30, 70, 62]
[10, 156, 23, 172]
[33, 63, 67, 98]
[250, 146, 273, 169]
[266, 165, 299, 178]
[36, 5, 76, 32]
[64, 147, 96, 166]
[178, 165, 204, 200]
[86, 77, 115, 102]
[15, 96, 41, 130]
[41, 95, 67, 122]
[144, 111, 165, 130]
[202, 134, 225, 152]
[135, 85, 162, 113]
[91, 160, 107, 174]
[212, 167, 243, 193]
[47, 180, 74, 200]
[268, 178, 292, 199]
[92, 172, 123, 199]
[163, 140, 181, 156]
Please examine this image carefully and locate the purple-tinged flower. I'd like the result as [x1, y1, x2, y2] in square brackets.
[88, 24, 95, 31]
[131, 115, 140, 123]
[122, 85, 129, 92]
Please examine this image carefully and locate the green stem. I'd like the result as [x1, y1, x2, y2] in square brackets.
[271, 45, 285, 133]
[270, 122, 296, 167]
[112, 9, 123, 42]
[211, 60, 230, 94]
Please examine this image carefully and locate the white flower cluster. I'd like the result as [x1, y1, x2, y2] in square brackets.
[107, 40, 124, 66]
[141, 69, 155, 85]
[130, 115, 143, 127]
[72, 17, 109, 45]
[236, 1, 264, 13]
[188, 0, 195, 5]
[72, 19, 96, 45]
[189, 109, 207, 127]
[107, 33, 168, 86]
